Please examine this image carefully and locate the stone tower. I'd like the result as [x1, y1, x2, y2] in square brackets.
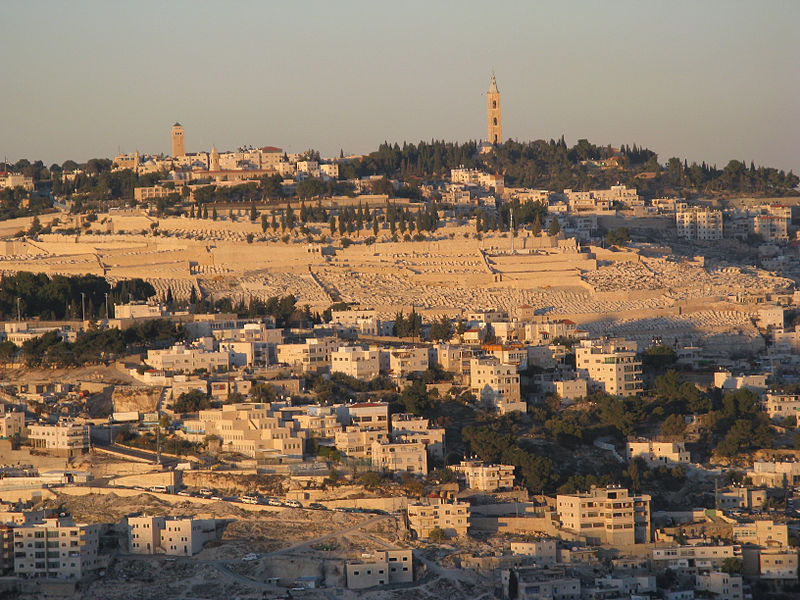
[487, 72, 502, 145]
[210, 145, 220, 171]
[171, 122, 185, 157]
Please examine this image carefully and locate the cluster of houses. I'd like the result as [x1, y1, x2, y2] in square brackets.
[675, 204, 795, 244]
[0, 503, 221, 581]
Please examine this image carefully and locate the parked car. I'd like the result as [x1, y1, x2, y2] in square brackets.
[285, 500, 302, 508]
[241, 553, 260, 562]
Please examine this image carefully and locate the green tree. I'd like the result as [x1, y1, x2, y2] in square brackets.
[722, 557, 743, 574]
[399, 380, 435, 416]
[660, 414, 687, 439]
[428, 315, 454, 342]
[173, 390, 211, 413]
[548, 216, 561, 236]
[531, 214, 542, 236]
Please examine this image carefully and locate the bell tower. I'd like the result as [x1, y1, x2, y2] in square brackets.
[171, 122, 185, 157]
[487, 72, 502, 145]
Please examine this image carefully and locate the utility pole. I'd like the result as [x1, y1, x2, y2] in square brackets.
[155, 412, 161, 466]
[510, 209, 515, 254]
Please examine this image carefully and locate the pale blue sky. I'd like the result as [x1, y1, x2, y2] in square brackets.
[1, 1, 798, 174]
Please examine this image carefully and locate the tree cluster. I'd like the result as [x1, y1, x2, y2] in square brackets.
[0, 272, 155, 321]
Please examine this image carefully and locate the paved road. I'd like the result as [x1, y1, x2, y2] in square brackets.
[95, 443, 181, 467]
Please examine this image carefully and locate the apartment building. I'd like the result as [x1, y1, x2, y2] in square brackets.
[453, 461, 515, 491]
[732, 520, 788, 548]
[650, 544, 741, 574]
[564, 188, 613, 212]
[557, 485, 651, 545]
[334, 427, 388, 459]
[290, 405, 341, 439]
[432, 344, 475, 376]
[407, 497, 470, 538]
[13, 517, 101, 580]
[370, 440, 427, 473]
[338, 402, 390, 431]
[748, 461, 800, 487]
[757, 548, 799, 585]
[346, 549, 413, 589]
[28, 420, 90, 457]
[217, 340, 272, 367]
[575, 338, 642, 396]
[676, 208, 723, 241]
[183, 315, 276, 339]
[390, 413, 445, 459]
[384, 347, 429, 377]
[146, 344, 230, 372]
[626, 440, 691, 466]
[320, 163, 339, 180]
[0, 525, 11, 575]
[503, 567, 581, 600]
[510, 539, 558, 566]
[717, 486, 767, 510]
[763, 392, 800, 421]
[753, 214, 789, 242]
[127, 515, 165, 554]
[276, 337, 340, 372]
[490, 322, 525, 344]
[714, 370, 768, 393]
[329, 309, 383, 336]
[330, 346, 380, 381]
[470, 357, 525, 414]
[450, 167, 483, 185]
[182, 403, 305, 458]
[695, 571, 744, 600]
[541, 378, 588, 402]
[0, 405, 24, 438]
[113, 302, 167, 320]
[127, 516, 217, 556]
[467, 309, 507, 325]
[591, 575, 656, 597]
[482, 344, 528, 369]
[523, 318, 582, 346]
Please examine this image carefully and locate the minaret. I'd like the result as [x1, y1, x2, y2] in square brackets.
[171, 122, 185, 157]
[210, 145, 220, 171]
[487, 72, 502, 145]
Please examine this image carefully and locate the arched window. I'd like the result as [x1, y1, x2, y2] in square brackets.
[493, 118, 497, 126]
[492, 101, 497, 109]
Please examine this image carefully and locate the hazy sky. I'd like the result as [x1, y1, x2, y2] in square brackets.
[1, 1, 798, 174]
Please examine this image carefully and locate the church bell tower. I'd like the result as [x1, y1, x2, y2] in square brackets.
[487, 72, 502, 145]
